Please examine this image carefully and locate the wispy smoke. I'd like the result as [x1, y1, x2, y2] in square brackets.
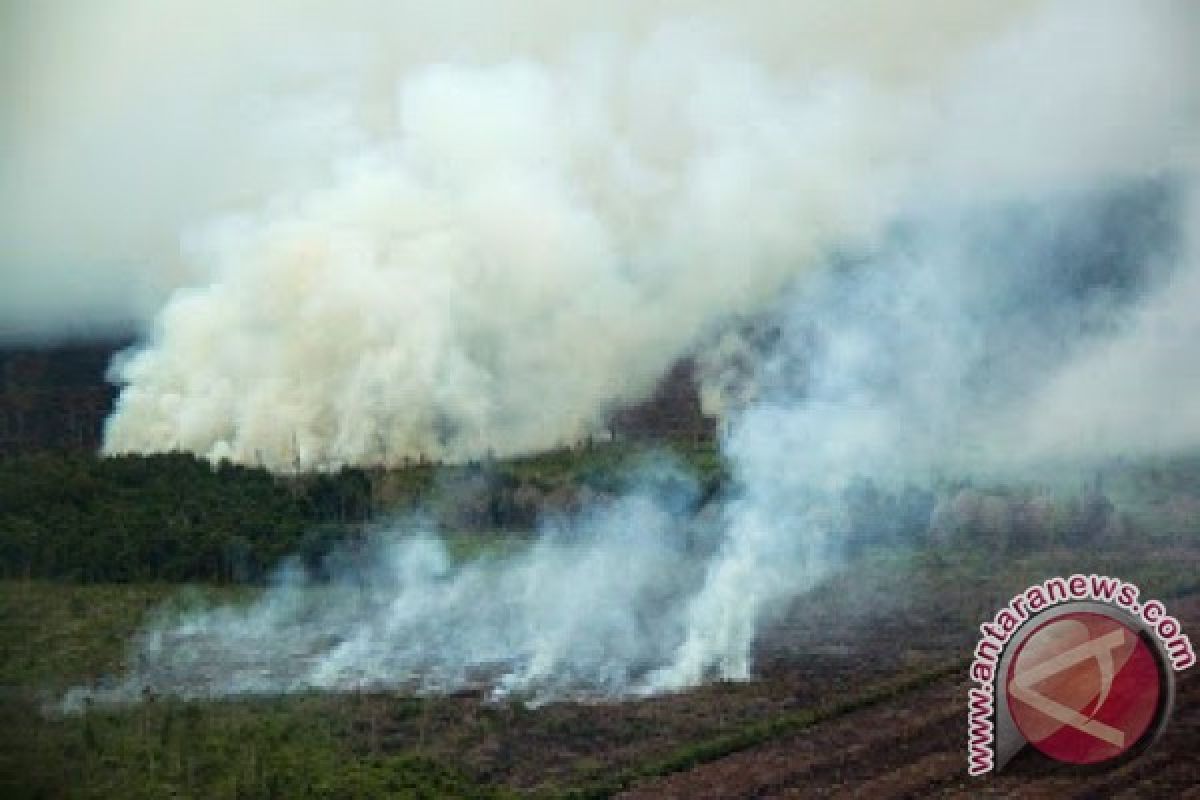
[40, 0, 1200, 704]
[66, 471, 712, 708]
[1018, 187, 1200, 460]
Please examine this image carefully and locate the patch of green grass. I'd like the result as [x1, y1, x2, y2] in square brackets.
[440, 531, 536, 563]
[500, 440, 723, 489]
[0, 581, 251, 692]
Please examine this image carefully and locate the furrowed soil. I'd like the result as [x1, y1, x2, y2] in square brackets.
[620, 593, 1200, 799]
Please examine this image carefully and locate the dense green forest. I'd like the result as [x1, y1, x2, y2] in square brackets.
[0, 444, 722, 584]
[0, 453, 383, 583]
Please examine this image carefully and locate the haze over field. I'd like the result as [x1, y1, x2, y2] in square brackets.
[8, 1, 1199, 702]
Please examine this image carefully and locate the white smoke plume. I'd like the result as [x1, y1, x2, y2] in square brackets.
[100, 41, 905, 466]
[40, 0, 1200, 705]
[0, 0, 1033, 463]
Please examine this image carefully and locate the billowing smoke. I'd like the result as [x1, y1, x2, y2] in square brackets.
[39, 0, 1200, 705]
[80, 0, 1195, 468]
[99, 39, 906, 466]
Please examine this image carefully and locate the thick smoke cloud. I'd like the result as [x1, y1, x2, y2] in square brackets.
[81, 0, 1195, 468]
[100, 42, 905, 466]
[40, 0, 1200, 704]
[7, 0, 1038, 464]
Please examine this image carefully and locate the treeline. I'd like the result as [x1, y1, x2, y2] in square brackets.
[3, 446, 1191, 585]
[0, 453, 381, 584]
[0, 444, 719, 585]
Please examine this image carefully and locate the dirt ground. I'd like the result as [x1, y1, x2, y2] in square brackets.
[618, 593, 1200, 799]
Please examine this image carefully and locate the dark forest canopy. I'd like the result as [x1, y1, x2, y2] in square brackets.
[0, 445, 721, 584]
[0, 452, 375, 583]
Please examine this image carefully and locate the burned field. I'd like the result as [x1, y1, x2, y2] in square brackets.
[2, 451, 1198, 798]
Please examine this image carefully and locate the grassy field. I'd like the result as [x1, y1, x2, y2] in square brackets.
[0, 580, 520, 799]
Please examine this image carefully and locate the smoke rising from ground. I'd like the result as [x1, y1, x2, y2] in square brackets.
[36, 0, 1200, 703]
[65, 474, 711, 708]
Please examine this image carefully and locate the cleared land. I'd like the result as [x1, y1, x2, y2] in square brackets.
[1, 449, 1199, 797]
[2, 543, 1198, 798]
